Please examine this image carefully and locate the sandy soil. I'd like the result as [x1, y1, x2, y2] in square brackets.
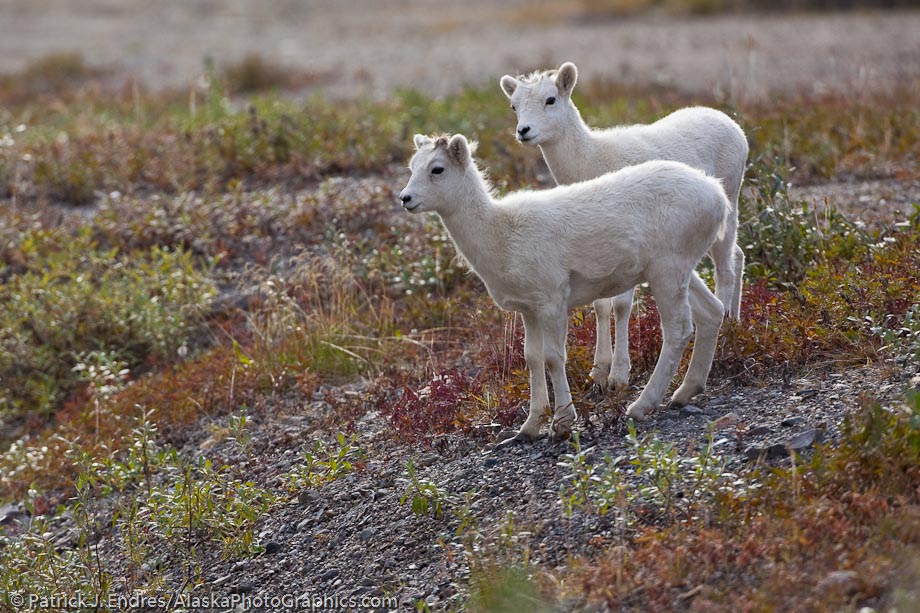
[1, 1, 919, 101]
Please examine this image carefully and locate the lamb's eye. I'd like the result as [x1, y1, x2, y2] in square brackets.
[510, 104, 516, 112]
[431, 167, 444, 175]
[545, 96, 556, 105]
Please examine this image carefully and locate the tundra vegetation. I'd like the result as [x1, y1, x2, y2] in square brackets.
[0, 52, 919, 610]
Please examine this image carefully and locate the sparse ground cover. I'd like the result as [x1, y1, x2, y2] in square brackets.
[0, 49, 919, 611]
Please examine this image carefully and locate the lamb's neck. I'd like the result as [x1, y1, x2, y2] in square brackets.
[438, 189, 501, 280]
[538, 111, 600, 185]
[540, 112, 630, 185]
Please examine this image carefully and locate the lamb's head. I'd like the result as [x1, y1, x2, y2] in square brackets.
[500, 61, 578, 146]
[399, 134, 475, 215]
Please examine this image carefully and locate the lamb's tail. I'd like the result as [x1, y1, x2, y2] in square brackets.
[712, 177, 732, 242]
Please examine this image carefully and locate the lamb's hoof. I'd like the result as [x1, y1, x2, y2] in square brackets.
[607, 366, 629, 393]
[589, 365, 611, 393]
[495, 430, 543, 449]
[586, 383, 607, 402]
[607, 374, 630, 394]
[669, 384, 704, 409]
[625, 404, 654, 422]
[549, 415, 576, 444]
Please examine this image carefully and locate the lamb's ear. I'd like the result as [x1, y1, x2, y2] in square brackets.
[556, 62, 578, 96]
[499, 75, 518, 99]
[448, 134, 472, 166]
[413, 134, 432, 150]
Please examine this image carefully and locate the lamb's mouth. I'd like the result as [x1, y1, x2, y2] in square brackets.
[403, 202, 422, 212]
[518, 135, 536, 143]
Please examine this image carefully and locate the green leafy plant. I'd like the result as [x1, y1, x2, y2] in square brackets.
[400, 459, 452, 519]
[0, 228, 214, 421]
[286, 433, 363, 490]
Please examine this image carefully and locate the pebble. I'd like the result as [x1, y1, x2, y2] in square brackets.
[417, 452, 439, 467]
[359, 527, 376, 542]
[747, 424, 772, 436]
[231, 581, 254, 594]
[264, 541, 282, 555]
[787, 428, 821, 451]
[815, 570, 861, 596]
[679, 405, 705, 418]
[318, 568, 340, 581]
[298, 489, 320, 505]
[782, 416, 806, 427]
[711, 412, 741, 431]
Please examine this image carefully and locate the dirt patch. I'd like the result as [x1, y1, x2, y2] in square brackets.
[791, 178, 920, 227]
[1, 2, 919, 101]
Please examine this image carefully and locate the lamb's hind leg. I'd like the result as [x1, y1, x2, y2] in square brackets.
[731, 244, 745, 319]
[670, 272, 724, 408]
[588, 298, 613, 390]
[608, 289, 634, 391]
[589, 290, 632, 392]
[710, 229, 736, 320]
[626, 279, 693, 421]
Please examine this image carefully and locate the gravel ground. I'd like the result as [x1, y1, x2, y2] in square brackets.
[100, 361, 913, 611]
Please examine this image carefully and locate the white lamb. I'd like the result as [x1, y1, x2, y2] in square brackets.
[398, 133, 730, 442]
[500, 62, 747, 394]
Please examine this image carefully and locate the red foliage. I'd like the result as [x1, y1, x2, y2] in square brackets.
[379, 369, 483, 445]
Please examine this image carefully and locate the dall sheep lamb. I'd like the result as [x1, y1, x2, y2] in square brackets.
[501, 62, 747, 394]
[399, 133, 730, 442]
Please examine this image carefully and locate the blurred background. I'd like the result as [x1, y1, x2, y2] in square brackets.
[1, 0, 918, 102]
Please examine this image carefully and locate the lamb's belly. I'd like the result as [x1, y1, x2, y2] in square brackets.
[567, 271, 637, 307]
[486, 286, 545, 313]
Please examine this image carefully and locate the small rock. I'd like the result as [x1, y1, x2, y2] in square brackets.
[318, 568, 340, 582]
[264, 541, 282, 555]
[747, 424, 772, 437]
[482, 456, 498, 468]
[495, 429, 518, 444]
[787, 428, 821, 451]
[679, 405, 705, 418]
[745, 443, 787, 461]
[711, 412, 741, 431]
[782, 416, 806, 427]
[297, 517, 312, 532]
[417, 452, 439, 467]
[298, 489, 320, 505]
[0, 502, 26, 527]
[359, 527, 376, 542]
[815, 570, 861, 597]
[231, 581, 254, 594]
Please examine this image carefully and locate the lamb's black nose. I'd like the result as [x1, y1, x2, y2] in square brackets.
[400, 194, 412, 204]
[518, 125, 531, 137]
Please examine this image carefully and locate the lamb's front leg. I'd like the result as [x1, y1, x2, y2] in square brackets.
[543, 306, 576, 442]
[508, 311, 550, 443]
